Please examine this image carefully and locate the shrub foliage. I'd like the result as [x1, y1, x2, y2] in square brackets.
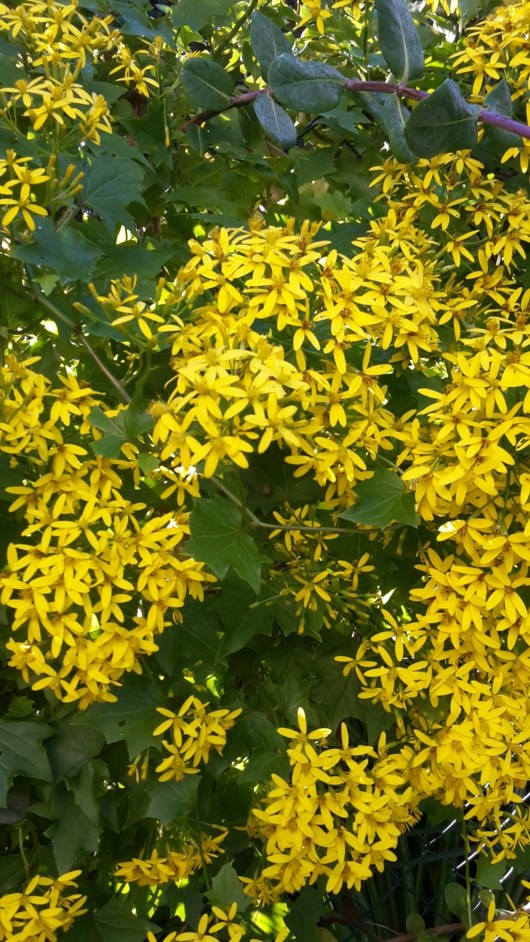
[2, 0, 530, 939]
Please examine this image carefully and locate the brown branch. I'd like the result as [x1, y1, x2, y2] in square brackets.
[379, 922, 465, 942]
[178, 79, 530, 141]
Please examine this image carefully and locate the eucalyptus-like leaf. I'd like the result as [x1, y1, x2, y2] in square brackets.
[181, 58, 235, 111]
[250, 11, 292, 77]
[268, 53, 344, 113]
[376, 0, 424, 82]
[483, 79, 520, 147]
[383, 96, 418, 163]
[254, 93, 297, 149]
[404, 78, 480, 157]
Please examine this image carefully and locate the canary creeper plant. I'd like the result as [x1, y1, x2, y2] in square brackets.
[3, 0, 530, 939]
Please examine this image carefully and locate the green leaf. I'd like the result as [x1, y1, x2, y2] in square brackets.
[444, 883, 469, 925]
[82, 154, 145, 230]
[250, 11, 292, 76]
[206, 863, 250, 912]
[11, 218, 103, 284]
[95, 898, 156, 942]
[254, 93, 297, 149]
[486, 78, 513, 117]
[155, 598, 220, 670]
[93, 242, 175, 287]
[269, 54, 344, 114]
[404, 79, 480, 158]
[88, 407, 128, 459]
[0, 721, 52, 803]
[376, 0, 424, 82]
[74, 676, 163, 758]
[340, 467, 416, 528]
[381, 94, 418, 163]
[181, 58, 235, 111]
[238, 747, 289, 784]
[188, 496, 268, 593]
[475, 855, 509, 890]
[145, 775, 200, 825]
[46, 789, 100, 871]
[174, 0, 235, 31]
[407, 915, 426, 933]
[217, 595, 275, 658]
[47, 725, 105, 780]
[483, 79, 520, 148]
[137, 453, 159, 474]
[285, 886, 324, 942]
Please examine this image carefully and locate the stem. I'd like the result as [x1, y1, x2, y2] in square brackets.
[215, 0, 260, 55]
[209, 476, 364, 535]
[379, 924, 464, 942]
[26, 280, 132, 404]
[461, 815, 474, 929]
[178, 79, 530, 141]
[18, 825, 30, 877]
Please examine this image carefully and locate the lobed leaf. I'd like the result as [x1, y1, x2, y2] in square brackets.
[340, 467, 417, 528]
[188, 496, 269, 593]
[0, 721, 53, 803]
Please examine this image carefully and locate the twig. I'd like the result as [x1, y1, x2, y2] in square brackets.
[178, 79, 530, 141]
[215, 0, 260, 56]
[210, 476, 375, 535]
[378, 923, 464, 942]
[28, 281, 132, 403]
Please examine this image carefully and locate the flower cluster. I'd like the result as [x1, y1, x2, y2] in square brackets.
[0, 870, 86, 941]
[0, 0, 116, 145]
[153, 695, 242, 781]
[250, 709, 418, 897]
[115, 833, 227, 886]
[145, 905, 289, 942]
[0, 356, 213, 707]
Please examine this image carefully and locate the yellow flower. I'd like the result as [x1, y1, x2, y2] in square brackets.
[0, 181, 48, 229]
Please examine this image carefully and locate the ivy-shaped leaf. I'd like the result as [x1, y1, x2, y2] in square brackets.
[188, 496, 268, 592]
[0, 721, 52, 803]
[74, 675, 163, 757]
[95, 898, 156, 942]
[206, 863, 250, 912]
[82, 154, 146, 230]
[340, 467, 417, 528]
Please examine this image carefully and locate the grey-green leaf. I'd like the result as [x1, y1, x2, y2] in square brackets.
[382, 95, 418, 163]
[404, 79, 480, 158]
[181, 58, 235, 111]
[483, 79, 520, 147]
[251, 11, 292, 77]
[254, 93, 297, 148]
[376, 0, 424, 82]
[269, 54, 344, 114]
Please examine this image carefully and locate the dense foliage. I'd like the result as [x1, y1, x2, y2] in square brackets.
[2, 0, 530, 939]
